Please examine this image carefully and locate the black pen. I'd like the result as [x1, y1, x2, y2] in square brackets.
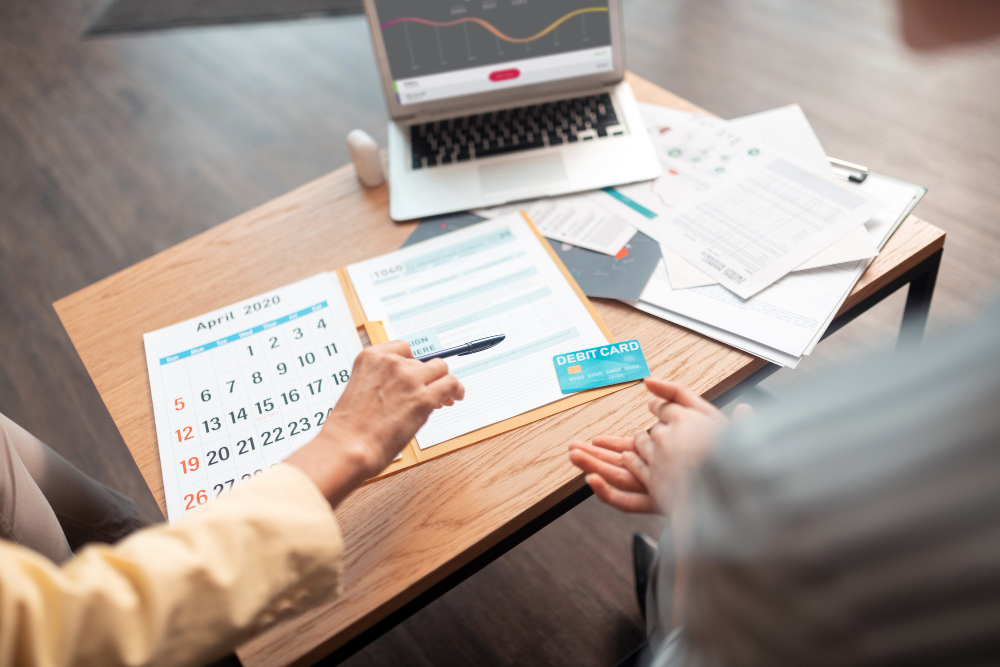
[415, 335, 505, 362]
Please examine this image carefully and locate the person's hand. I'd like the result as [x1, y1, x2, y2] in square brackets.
[627, 379, 731, 513]
[568, 435, 657, 513]
[569, 378, 750, 514]
[286, 341, 464, 507]
[326, 340, 464, 473]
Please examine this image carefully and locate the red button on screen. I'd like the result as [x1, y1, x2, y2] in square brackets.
[489, 68, 521, 82]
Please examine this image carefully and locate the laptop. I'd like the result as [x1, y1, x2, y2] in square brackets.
[362, 0, 661, 221]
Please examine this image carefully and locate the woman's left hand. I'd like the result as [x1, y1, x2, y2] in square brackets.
[569, 378, 750, 515]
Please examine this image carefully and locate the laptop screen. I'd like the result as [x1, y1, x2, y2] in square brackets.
[372, 0, 613, 106]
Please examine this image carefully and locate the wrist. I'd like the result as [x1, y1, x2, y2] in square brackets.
[285, 420, 376, 508]
[319, 422, 379, 480]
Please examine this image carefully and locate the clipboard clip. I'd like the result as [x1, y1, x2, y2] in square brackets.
[828, 156, 870, 183]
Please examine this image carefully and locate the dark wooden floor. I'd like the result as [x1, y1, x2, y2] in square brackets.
[1, 0, 998, 665]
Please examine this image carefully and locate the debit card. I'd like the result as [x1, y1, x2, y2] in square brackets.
[553, 339, 650, 394]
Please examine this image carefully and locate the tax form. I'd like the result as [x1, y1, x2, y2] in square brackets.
[347, 214, 609, 449]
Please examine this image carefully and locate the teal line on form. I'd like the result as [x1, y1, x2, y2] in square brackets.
[387, 267, 539, 321]
[421, 288, 553, 336]
[381, 251, 527, 302]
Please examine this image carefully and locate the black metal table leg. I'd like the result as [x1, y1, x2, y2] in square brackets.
[897, 248, 942, 352]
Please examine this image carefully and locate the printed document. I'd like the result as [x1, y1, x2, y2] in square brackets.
[797, 174, 927, 357]
[662, 224, 877, 291]
[613, 110, 757, 214]
[477, 193, 636, 256]
[632, 174, 925, 361]
[629, 299, 802, 368]
[650, 155, 887, 299]
[637, 257, 866, 357]
[347, 214, 608, 449]
[728, 104, 830, 171]
[606, 105, 880, 291]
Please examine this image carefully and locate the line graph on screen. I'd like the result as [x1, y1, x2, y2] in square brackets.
[376, 0, 613, 79]
[380, 7, 608, 44]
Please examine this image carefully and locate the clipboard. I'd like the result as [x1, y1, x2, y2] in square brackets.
[335, 212, 635, 480]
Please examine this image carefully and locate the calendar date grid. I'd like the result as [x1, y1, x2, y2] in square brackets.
[158, 306, 356, 515]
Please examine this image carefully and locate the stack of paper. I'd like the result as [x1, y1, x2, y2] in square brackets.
[607, 104, 925, 367]
[410, 103, 926, 368]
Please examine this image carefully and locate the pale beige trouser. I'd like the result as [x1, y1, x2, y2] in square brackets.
[0, 411, 141, 564]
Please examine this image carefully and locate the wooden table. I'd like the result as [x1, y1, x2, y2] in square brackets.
[54, 73, 945, 666]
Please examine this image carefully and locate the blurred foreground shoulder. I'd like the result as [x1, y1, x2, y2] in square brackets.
[0, 463, 344, 667]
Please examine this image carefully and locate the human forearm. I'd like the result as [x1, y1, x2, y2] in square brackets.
[285, 423, 375, 509]
[0, 464, 343, 667]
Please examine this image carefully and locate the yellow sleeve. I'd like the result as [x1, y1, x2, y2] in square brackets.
[0, 463, 344, 667]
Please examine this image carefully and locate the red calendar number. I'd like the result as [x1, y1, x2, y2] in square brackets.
[183, 489, 208, 510]
[174, 426, 194, 443]
[174, 397, 185, 411]
[179, 456, 199, 474]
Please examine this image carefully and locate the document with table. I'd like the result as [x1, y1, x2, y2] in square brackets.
[144, 213, 633, 521]
[650, 157, 885, 298]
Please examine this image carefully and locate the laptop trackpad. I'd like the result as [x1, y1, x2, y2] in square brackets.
[479, 153, 568, 199]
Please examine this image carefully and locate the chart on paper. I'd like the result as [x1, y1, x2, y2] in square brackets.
[143, 274, 363, 522]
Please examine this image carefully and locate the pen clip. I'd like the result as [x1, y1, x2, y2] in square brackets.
[828, 156, 870, 183]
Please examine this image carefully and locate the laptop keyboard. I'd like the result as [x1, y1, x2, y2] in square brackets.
[409, 92, 625, 169]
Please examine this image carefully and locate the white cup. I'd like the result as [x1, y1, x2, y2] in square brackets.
[346, 129, 385, 188]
